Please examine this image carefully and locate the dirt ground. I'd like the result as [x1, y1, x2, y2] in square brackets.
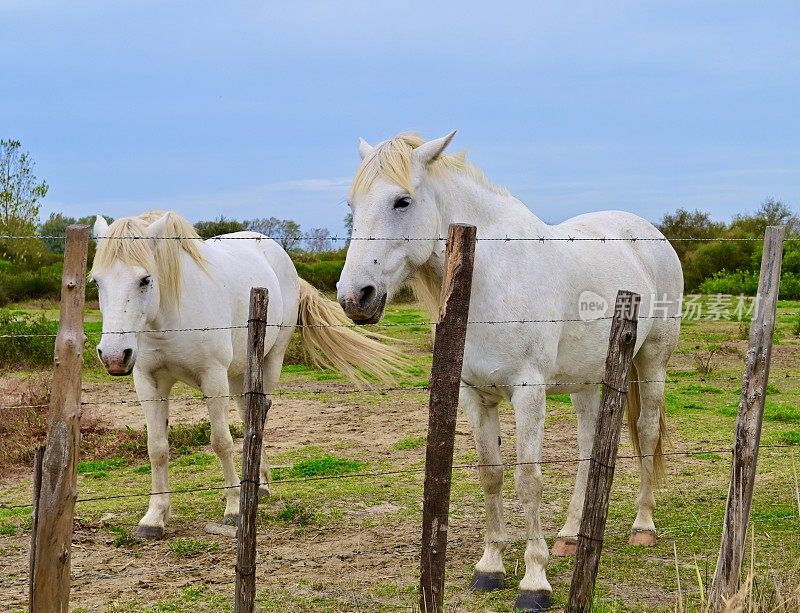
[1, 377, 600, 611]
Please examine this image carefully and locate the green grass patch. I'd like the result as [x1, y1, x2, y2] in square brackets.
[0, 521, 16, 536]
[106, 524, 136, 548]
[260, 499, 315, 527]
[168, 537, 220, 558]
[272, 454, 366, 480]
[764, 403, 800, 424]
[394, 435, 426, 450]
[778, 430, 800, 445]
[77, 457, 127, 479]
[176, 452, 215, 467]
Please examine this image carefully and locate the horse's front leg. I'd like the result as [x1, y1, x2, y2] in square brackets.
[134, 370, 175, 539]
[512, 384, 552, 612]
[201, 369, 240, 524]
[462, 388, 507, 592]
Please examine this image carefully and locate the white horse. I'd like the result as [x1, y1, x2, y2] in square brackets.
[91, 211, 404, 539]
[337, 133, 683, 611]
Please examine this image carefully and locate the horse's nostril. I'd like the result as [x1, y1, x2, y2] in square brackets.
[123, 348, 133, 364]
[359, 285, 376, 308]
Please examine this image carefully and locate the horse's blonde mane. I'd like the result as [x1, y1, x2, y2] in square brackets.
[350, 133, 508, 200]
[91, 211, 206, 306]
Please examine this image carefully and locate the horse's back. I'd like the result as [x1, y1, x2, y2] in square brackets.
[556, 210, 683, 298]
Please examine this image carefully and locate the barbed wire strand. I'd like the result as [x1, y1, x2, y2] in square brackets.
[4, 371, 799, 412]
[3, 444, 796, 511]
[3, 233, 800, 242]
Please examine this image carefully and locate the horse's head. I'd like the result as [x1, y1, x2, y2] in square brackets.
[338, 132, 456, 324]
[90, 214, 171, 375]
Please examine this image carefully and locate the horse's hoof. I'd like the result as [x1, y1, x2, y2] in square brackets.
[258, 484, 271, 499]
[135, 524, 164, 540]
[222, 514, 239, 527]
[552, 537, 577, 556]
[514, 590, 552, 612]
[471, 571, 505, 592]
[629, 529, 657, 547]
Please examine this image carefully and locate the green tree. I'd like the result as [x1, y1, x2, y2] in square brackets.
[39, 212, 110, 254]
[194, 216, 248, 239]
[730, 197, 798, 236]
[657, 208, 726, 261]
[0, 139, 48, 235]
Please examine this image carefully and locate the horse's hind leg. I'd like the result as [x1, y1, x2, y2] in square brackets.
[629, 332, 675, 547]
[134, 370, 176, 539]
[200, 368, 240, 524]
[462, 388, 508, 592]
[553, 385, 601, 556]
[231, 341, 290, 498]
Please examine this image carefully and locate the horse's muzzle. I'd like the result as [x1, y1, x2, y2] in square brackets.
[99, 347, 135, 376]
[339, 292, 387, 325]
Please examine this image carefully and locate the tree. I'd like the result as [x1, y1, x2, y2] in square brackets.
[304, 227, 332, 252]
[657, 208, 726, 261]
[0, 139, 49, 235]
[247, 217, 302, 251]
[344, 211, 353, 238]
[39, 213, 109, 254]
[730, 198, 798, 236]
[194, 216, 248, 239]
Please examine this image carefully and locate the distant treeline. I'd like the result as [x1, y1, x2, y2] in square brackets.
[2, 200, 799, 307]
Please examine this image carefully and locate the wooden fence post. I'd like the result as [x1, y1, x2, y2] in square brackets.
[419, 223, 477, 613]
[710, 226, 785, 608]
[30, 224, 89, 612]
[235, 287, 270, 613]
[567, 290, 641, 612]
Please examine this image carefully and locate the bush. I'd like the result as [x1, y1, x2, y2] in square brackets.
[293, 258, 344, 292]
[699, 270, 800, 299]
[0, 310, 57, 369]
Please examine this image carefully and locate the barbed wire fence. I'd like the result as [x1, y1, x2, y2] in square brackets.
[2, 224, 797, 611]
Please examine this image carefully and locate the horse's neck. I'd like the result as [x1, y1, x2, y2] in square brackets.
[414, 171, 549, 312]
[431, 170, 547, 239]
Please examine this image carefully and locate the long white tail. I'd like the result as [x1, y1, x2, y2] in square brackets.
[297, 279, 408, 385]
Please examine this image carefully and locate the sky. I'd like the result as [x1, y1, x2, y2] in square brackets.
[2, 1, 798, 237]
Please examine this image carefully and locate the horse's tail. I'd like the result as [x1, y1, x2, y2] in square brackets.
[626, 363, 667, 484]
[296, 278, 408, 385]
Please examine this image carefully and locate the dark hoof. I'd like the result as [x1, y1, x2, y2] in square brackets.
[135, 524, 164, 540]
[471, 571, 505, 592]
[222, 514, 239, 527]
[514, 590, 552, 612]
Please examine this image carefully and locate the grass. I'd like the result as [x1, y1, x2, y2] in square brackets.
[2, 298, 800, 611]
[168, 537, 220, 558]
[272, 454, 366, 480]
[394, 435, 426, 450]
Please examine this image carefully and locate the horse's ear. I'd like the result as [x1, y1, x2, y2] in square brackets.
[144, 212, 172, 241]
[358, 137, 374, 160]
[93, 216, 109, 239]
[413, 131, 457, 166]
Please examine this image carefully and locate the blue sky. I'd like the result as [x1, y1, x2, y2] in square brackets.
[2, 1, 798, 236]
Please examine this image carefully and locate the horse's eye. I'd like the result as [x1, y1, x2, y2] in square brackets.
[139, 276, 151, 288]
[394, 196, 412, 210]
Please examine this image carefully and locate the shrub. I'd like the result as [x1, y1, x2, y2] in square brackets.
[0, 310, 56, 368]
[699, 271, 800, 299]
[293, 259, 344, 292]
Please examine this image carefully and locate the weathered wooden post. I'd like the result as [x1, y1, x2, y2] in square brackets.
[567, 289, 641, 612]
[30, 224, 89, 612]
[419, 223, 477, 613]
[710, 226, 785, 608]
[234, 287, 270, 613]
